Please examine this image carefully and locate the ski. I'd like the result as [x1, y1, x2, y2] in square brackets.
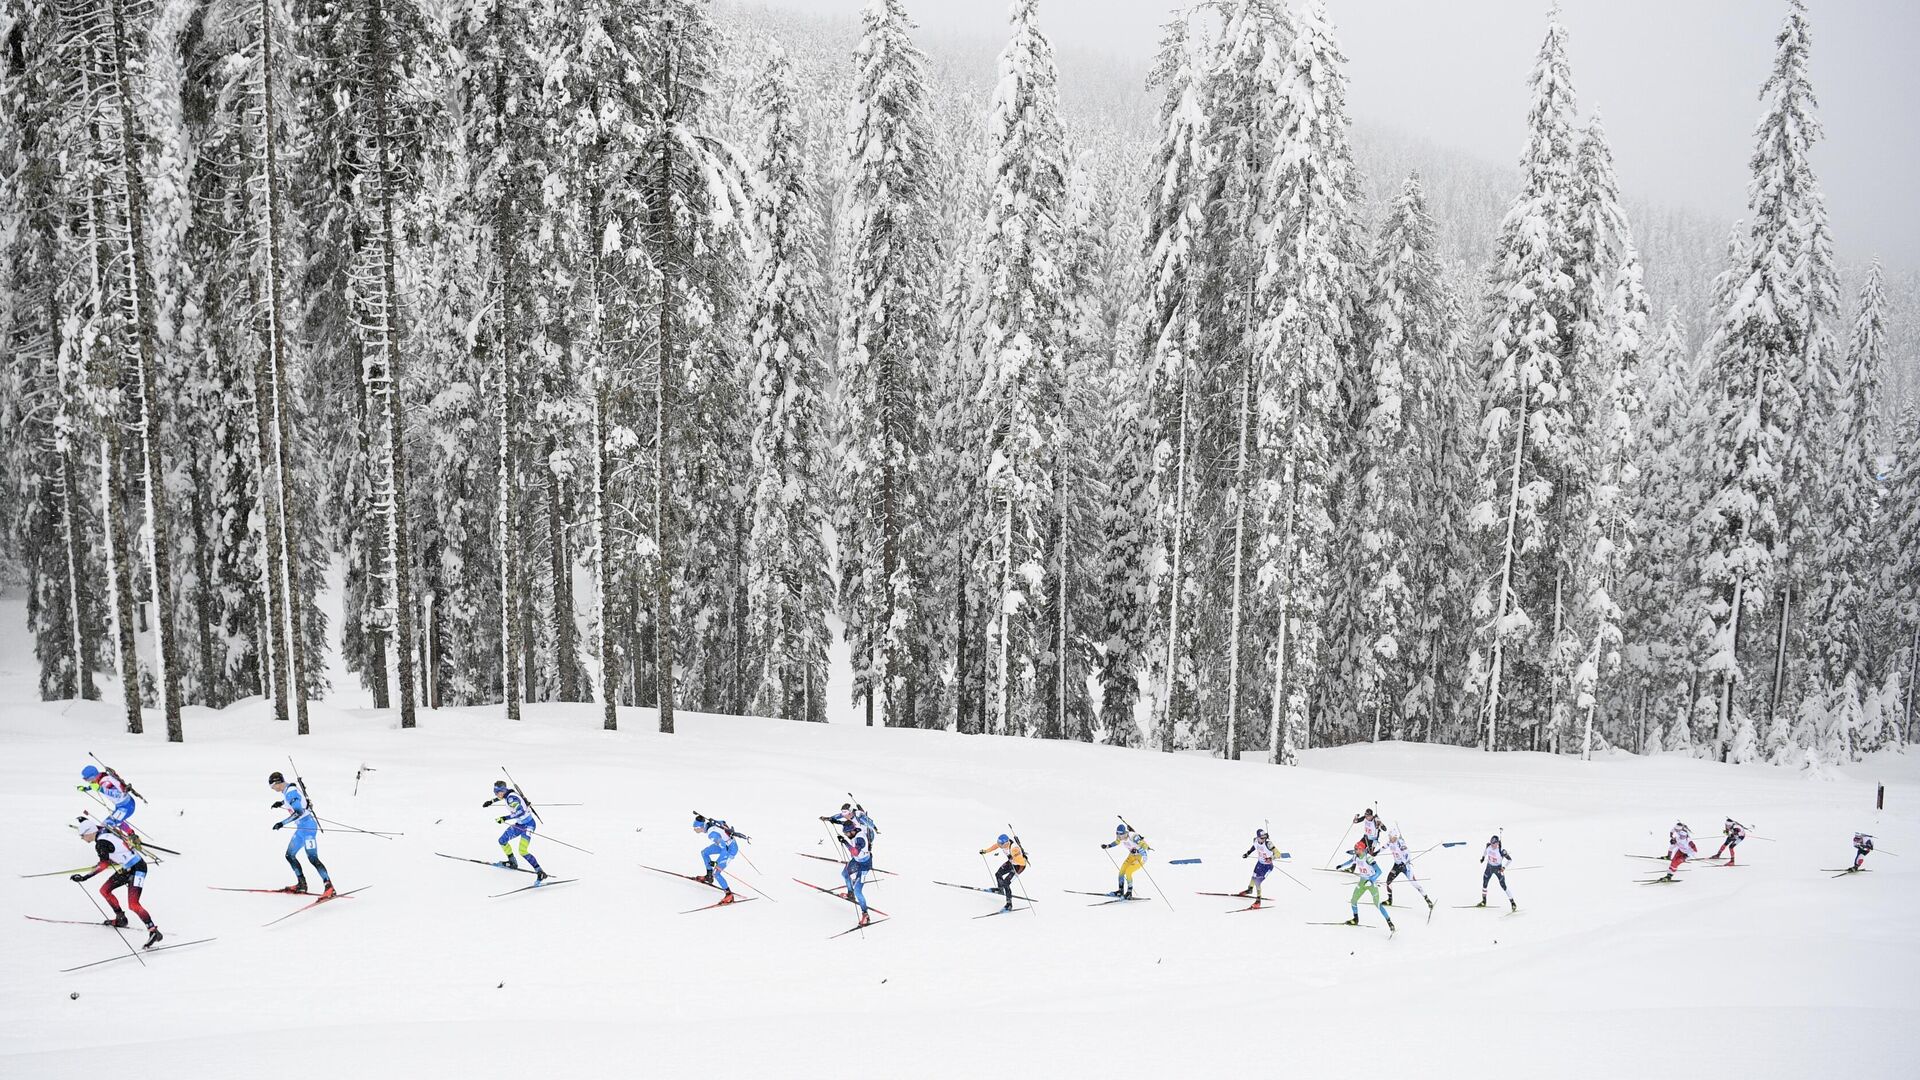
[1062, 889, 1145, 899]
[1227, 901, 1275, 913]
[933, 880, 1038, 901]
[793, 879, 889, 917]
[1624, 854, 1671, 861]
[25, 915, 121, 926]
[436, 852, 536, 875]
[492, 878, 576, 898]
[60, 937, 214, 973]
[1195, 890, 1260, 898]
[796, 852, 896, 876]
[209, 885, 321, 895]
[1637, 877, 1682, 885]
[1086, 895, 1151, 906]
[640, 864, 727, 891]
[21, 866, 95, 879]
[829, 917, 889, 939]
[973, 905, 1030, 919]
[1829, 868, 1869, 878]
[264, 886, 369, 925]
[1306, 920, 1382, 930]
[680, 895, 756, 914]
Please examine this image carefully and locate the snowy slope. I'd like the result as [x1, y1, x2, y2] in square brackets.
[0, 601, 1913, 1078]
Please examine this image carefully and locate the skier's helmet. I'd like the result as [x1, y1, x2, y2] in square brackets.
[268, 771, 285, 785]
[1387, 829, 1401, 843]
[693, 815, 708, 830]
[1353, 840, 1368, 855]
[1364, 809, 1375, 818]
[77, 817, 99, 838]
[1489, 834, 1500, 844]
[80, 765, 101, 782]
[1256, 828, 1269, 839]
[1115, 824, 1128, 835]
[493, 780, 509, 794]
[997, 834, 1011, 846]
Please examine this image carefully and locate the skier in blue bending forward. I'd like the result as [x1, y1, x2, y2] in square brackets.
[839, 817, 875, 926]
[79, 765, 138, 841]
[693, 814, 741, 904]
[269, 770, 334, 896]
[1337, 840, 1396, 931]
[484, 780, 549, 882]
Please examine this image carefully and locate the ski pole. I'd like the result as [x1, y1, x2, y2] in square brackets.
[1006, 824, 1037, 915]
[317, 817, 402, 839]
[1327, 821, 1356, 867]
[354, 764, 376, 797]
[73, 879, 144, 968]
[723, 867, 776, 903]
[535, 832, 594, 855]
[288, 756, 319, 834]
[89, 752, 147, 802]
[501, 765, 543, 823]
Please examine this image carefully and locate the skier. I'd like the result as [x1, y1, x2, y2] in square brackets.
[1711, 818, 1749, 865]
[1238, 828, 1276, 901]
[693, 814, 740, 903]
[71, 816, 161, 947]
[484, 780, 548, 882]
[1351, 808, 1383, 854]
[268, 770, 333, 896]
[1478, 834, 1516, 910]
[77, 765, 137, 841]
[1848, 832, 1874, 872]
[1381, 829, 1433, 911]
[822, 802, 879, 856]
[840, 818, 876, 926]
[1336, 840, 1396, 930]
[979, 833, 1027, 911]
[1101, 823, 1152, 898]
[1659, 821, 1697, 882]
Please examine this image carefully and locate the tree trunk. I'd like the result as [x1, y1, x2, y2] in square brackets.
[1160, 365, 1189, 753]
[652, 16, 678, 736]
[547, 441, 580, 701]
[594, 366, 618, 730]
[105, 0, 183, 740]
[1483, 378, 1533, 752]
[1222, 341, 1257, 762]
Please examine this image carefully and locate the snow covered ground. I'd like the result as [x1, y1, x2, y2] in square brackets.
[0, 595, 1912, 1078]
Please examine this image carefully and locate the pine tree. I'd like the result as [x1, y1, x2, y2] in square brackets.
[835, 0, 937, 728]
[1469, 10, 1579, 753]
[972, 0, 1068, 738]
[1140, 6, 1212, 751]
[1890, 403, 1920, 745]
[743, 47, 831, 723]
[1693, 0, 1839, 758]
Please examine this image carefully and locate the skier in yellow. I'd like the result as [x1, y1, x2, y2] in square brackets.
[1101, 822, 1152, 899]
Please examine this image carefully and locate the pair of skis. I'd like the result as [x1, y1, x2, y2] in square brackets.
[209, 884, 372, 923]
[435, 852, 577, 897]
[932, 880, 1037, 918]
[1195, 889, 1273, 914]
[794, 877, 888, 937]
[640, 864, 759, 913]
[1063, 889, 1151, 907]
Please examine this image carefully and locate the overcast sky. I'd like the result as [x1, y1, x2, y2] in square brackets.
[741, 0, 1920, 271]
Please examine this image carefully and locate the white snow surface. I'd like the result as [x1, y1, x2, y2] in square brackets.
[0, 603, 1913, 1078]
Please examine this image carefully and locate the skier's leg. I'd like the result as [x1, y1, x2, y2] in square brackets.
[125, 871, 152, 927]
[709, 854, 728, 892]
[99, 874, 123, 915]
[285, 831, 307, 883]
[1480, 863, 1492, 900]
[499, 824, 520, 863]
[849, 864, 869, 914]
[300, 828, 331, 884]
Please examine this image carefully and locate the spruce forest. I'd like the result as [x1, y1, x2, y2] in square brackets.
[3, 0, 1916, 770]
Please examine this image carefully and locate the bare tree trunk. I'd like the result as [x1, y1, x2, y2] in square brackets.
[652, 16, 678, 736]
[594, 365, 618, 730]
[1222, 343, 1257, 762]
[547, 442, 580, 700]
[104, 0, 183, 739]
[1483, 378, 1533, 752]
[1159, 366, 1189, 753]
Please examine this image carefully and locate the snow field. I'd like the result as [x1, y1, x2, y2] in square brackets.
[1, 691, 1913, 1079]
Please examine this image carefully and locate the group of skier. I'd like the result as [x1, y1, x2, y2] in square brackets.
[46, 763, 1892, 948]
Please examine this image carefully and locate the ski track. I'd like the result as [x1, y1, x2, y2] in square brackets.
[0, 668, 1913, 1077]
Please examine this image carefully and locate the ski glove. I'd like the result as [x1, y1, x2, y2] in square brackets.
[496, 817, 508, 824]
[273, 821, 286, 830]
[1101, 843, 1114, 849]
[482, 800, 495, 808]
[76, 784, 89, 793]
[70, 873, 87, 882]
[272, 800, 284, 809]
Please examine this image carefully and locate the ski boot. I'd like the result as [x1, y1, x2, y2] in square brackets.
[1659, 872, 1674, 882]
[1425, 896, 1436, 911]
[319, 881, 337, 898]
[281, 878, 309, 895]
[1509, 899, 1518, 912]
[144, 927, 163, 948]
[1123, 888, 1135, 899]
[103, 912, 129, 928]
[857, 910, 872, 927]
[1385, 917, 1396, 932]
[700, 866, 715, 885]
[717, 891, 739, 905]
[497, 854, 519, 871]
[1475, 897, 1487, 908]
[535, 868, 550, 883]
[1343, 915, 1359, 926]
[1234, 888, 1253, 897]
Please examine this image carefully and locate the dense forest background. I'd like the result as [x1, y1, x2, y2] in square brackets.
[2, 0, 1915, 766]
